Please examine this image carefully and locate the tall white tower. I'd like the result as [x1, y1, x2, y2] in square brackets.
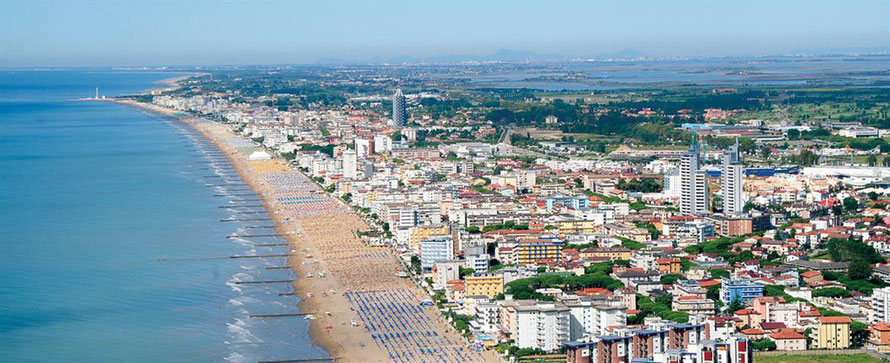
[392, 89, 407, 127]
[721, 138, 745, 216]
[680, 137, 709, 216]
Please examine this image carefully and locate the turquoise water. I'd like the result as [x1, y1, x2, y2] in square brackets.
[0, 71, 325, 362]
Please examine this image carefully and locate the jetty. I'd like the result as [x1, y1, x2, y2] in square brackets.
[249, 313, 313, 318]
[218, 204, 264, 209]
[231, 279, 295, 284]
[227, 233, 283, 238]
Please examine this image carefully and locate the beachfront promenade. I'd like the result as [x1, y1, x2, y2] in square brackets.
[123, 101, 493, 363]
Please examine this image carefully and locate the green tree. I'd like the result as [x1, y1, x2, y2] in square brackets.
[727, 299, 745, 313]
[710, 269, 730, 279]
[793, 150, 819, 166]
[844, 196, 859, 213]
[660, 274, 684, 285]
[752, 339, 777, 351]
[868, 154, 878, 166]
[852, 321, 870, 348]
[849, 259, 873, 280]
[813, 287, 852, 298]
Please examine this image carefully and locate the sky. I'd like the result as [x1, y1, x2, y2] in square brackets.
[1, 0, 889, 67]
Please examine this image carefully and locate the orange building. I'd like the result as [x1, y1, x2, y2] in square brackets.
[868, 322, 890, 353]
[656, 258, 682, 274]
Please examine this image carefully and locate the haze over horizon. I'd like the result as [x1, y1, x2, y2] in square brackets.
[1, 0, 889, 68]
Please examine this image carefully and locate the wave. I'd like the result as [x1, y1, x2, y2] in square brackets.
[226, 318, 263, 345]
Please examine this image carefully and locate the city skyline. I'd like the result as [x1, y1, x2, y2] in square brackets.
[1, 0, 888, 67]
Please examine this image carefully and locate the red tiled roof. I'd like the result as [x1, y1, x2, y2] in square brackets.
[770, 329, 805, 340]
[820, 316, 852, 324]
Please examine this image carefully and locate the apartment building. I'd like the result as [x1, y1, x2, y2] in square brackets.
[515, 302, 571, 351]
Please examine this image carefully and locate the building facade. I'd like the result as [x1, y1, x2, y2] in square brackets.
[680, 139, 709, 216]
[392, 89, 407, 127]
[721, 139, 744, 216]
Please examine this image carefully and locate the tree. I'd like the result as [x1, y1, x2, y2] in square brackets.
[813, 287, 852, 298]
[760, 146, 771, 159]
[849, 259, 874, 280]
[459, 268, 476, 278]
[752, 339, 777, 351]
[787, 129, 800, 141]
[883, 156, 890, 167]
[660, 274, 684, 285]
[793, 150, 819, 166]
[710, 269, 730, 279]
[727, 299, 745, 313]
[844, 196, 859, 213]
[868, 154, 878, 166]
[827, 238, 883, 264]
[852, 321, 870, 348]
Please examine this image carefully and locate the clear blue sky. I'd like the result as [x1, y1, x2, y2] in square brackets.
[1, 0, 888, 67]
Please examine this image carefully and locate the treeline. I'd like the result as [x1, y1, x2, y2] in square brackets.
[502, 272, 624, 301]
[617, 178, 663, 193]
[484, 99, 581, 125]
[607, 90, 768, 114]
[418, 97, 473, 118]
[559, 112, 690, 144]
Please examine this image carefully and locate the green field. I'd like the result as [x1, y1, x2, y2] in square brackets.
[754, 353, 881, 363]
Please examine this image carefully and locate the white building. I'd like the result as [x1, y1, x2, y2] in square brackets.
[564, 297, 627, 340]
[393, 89, 407, 127]
[663, 169, 682, 198]
[467, 253, 490, 273]
[721, 139, 744, 216]
[354, 138, 371, 157]
[419, 236, 454, 270]
[680, 140, 709, 216]
[469, 299, 501, 335]
[342, 149, 357, 179]
[374, 134, 393, 153]
[515, 302, 570, 351]
[871, 287, 890, 324]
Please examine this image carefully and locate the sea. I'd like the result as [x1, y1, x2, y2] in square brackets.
[0, 71, 325, 362]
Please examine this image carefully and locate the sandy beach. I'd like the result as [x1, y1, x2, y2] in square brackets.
[108, 99, 493, 362]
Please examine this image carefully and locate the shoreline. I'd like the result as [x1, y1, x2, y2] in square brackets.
[105, 99, 373, 361]
[153, 73, 206, 92]
[94, 74, 495, 361]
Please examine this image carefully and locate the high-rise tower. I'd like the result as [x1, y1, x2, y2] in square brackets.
[392, 89, 407, 127]
[680, 137, 709, 216]
[721, 138, 744, 216]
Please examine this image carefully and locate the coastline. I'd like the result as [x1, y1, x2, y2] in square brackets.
[153, 73, 205, 92]
[108, 99, 496, 362]
[94, 72, 496, 361]
[106, 99, 381, 361]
